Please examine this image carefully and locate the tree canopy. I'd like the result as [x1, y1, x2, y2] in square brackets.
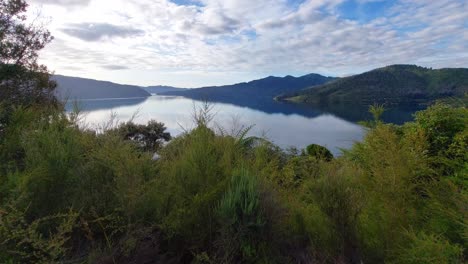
[0, 0, 56, 107]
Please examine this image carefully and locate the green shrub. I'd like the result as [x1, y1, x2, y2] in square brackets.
[280, 155, 320, 189]
[304, 162, 362, 260]
[146, 125, 243, 251]
[288, 202, 337, 259]
[394, 231, 463, 264]
[413, 103, 468, 175]
[216, 169, 265, 263]
[17, 114, 85, 219]
[305, 144, 333, 161]
[348, 124, 421, 261]
[0, 206, 77, 264]
[82, 132, 156, 214]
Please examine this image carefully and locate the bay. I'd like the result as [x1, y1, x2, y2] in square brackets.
[66, 95, 409, 156]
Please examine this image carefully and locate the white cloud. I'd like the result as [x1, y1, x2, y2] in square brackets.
[30, 0, 91, 7]
[61, 23, 144, 41]
[28, 0, 468, 87]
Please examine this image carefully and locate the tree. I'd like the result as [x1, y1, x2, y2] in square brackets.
[0, 0, 57, 108]
[114, 120, 172, 152]
[305, 143, 334, 161]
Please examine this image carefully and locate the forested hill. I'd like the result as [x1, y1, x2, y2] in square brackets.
[144, 86, 188, 95]
[53, 75, 151, 100]
[278, 65, 468, 105]
[162, 73, 335, 101]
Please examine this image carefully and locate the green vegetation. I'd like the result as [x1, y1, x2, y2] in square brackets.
[1, 97, 467, 263]
[110, 120, 171, 152]
[279, 65, 468, 106]
[305, 143, 334, 161]
[1, 2, 467, 263]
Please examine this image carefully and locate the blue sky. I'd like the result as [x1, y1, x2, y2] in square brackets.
[337, 0, 395, 23]
[29, 0, 467, 87]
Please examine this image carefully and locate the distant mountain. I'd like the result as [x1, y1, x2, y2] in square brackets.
[54, 75, 151, 100]
[162, 74, 335, 101]
[278, 65, 468, 105]
[143, 86, 188, 95]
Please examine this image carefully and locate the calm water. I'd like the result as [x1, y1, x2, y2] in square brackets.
[66, 95, 393, 155]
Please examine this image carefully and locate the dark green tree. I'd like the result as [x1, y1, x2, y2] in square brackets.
[114, 120, 172, 152]
[0, 0, 58, 167]
[305, 143, 334, 161]
[0, 0, 57, 108]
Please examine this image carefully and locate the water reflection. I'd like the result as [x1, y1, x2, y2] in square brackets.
[65, 97, 148, 112]
[307, 102, 425, 124]
[162, 93, 423, 124]
[67, 96, 367, 155]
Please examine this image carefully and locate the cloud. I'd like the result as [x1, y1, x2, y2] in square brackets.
[101, 65, 129, 70]
[187, 8, 242, 35]
[29, 0, 468, 87]
[30, 0, 91, 7]
[60, 23, 144, 41]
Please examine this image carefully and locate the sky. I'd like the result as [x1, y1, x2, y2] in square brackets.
[27, 0, 468, 87]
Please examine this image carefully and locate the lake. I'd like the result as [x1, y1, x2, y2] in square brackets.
[66, 95, 422, 155]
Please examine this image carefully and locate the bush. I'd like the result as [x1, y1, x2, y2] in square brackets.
[17, 114, 85, 219]
[395, 231, 463, 264]
[304, 162, 363, 261]
[216, 169, 265, 263]
[0, 206, 77, 264]
[146, 125, 242, 252]
[288, 201, 337, 260]
[413, 103, 468, 175]
[305, 144, 334, 161]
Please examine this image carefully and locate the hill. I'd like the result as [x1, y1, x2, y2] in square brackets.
[162, 73, 335, 101]
[144, 86, 188, 95]
[278, 65, 468, 105]
[53, 75, 151, 100]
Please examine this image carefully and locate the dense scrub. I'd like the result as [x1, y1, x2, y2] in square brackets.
[0, 101, 466, 264]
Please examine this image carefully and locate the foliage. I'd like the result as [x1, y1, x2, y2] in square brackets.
[111, 120, 171, 152]
[305, 143, 334, 161]
[412, 103, 468, 174]
[394, 231, 463, 264]
[0, 206, 77, 264]
[0, 0, 57, 108]
[303, 162, 362, 261]
[216, 169, 265, 263]
[146, 124, 241, 252]
[1, 101, 467, 263]
[0, 0, 58, 149]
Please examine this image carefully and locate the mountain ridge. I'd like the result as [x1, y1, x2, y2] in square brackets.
[54, 73, 335, 101]
[277, 65, 468, 105]
[53, 75, 151, 100]
[161, 73, 336, 100]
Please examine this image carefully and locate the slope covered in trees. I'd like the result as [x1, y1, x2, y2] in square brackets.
[163, 73, 335, 100]
[279, 65, 468, 105]
[143, 85, 188, 95]
[53, 75, 151, 100]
